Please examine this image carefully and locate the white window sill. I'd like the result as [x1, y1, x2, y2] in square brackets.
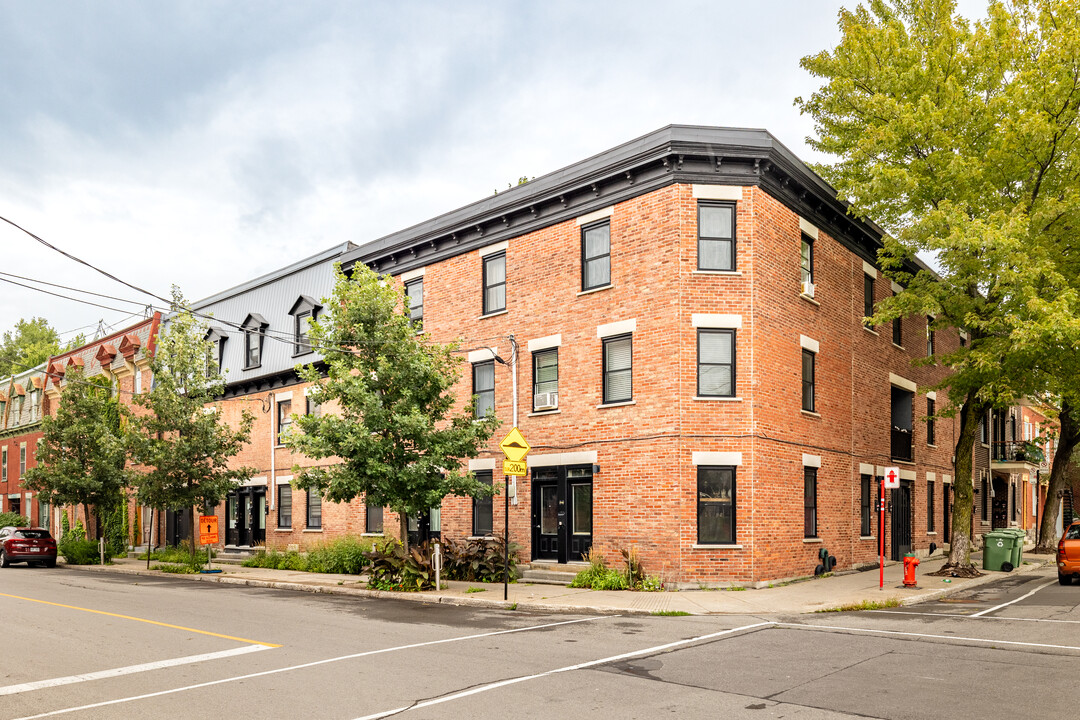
[801, 410, 821, 418]
[577, 285, 613, 297]
[892, 343, 904, 350]
[859, 536, 876, 541]
[467, 536, 497, 541]
[691, 544, 743, 549]
[274, 528, 292, 533]
[803, 537, 823, 543]
[927, 532, 938, 536]
[799, 293, 820, 307]
[927, 444, 938, 449]
[302, 529, 323, 533]
[478, 310, 508, 320]
[863, 326, 878, 336]
[362, 532, 384, 537]
[693, 270, 742, 277]
[893, 459, 916, 466]
[693, 396, 741, 402]
[528, 409, 561, 417]
[597, 400, 636, 409]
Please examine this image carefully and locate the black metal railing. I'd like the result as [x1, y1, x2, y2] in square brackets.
[891, 427, 913, 462]
[992, 441, 1045, 464]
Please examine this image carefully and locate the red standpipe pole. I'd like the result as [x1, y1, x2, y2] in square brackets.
[879, 476, 885, 590]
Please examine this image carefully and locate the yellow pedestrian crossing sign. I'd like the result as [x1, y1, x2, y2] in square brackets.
[499, 426, 530, 463]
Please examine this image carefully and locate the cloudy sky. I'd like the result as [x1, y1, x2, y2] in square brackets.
[0, 0, 989, 345]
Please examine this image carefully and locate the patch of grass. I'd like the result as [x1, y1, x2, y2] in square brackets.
[139, 546, 214, 564]
[651, 610, 691, 616]
[725, 585, 747, 591]
[817, 598, 901, 613]
[465, 586, 486, 594]
[508, 602, 518, 610]
[151, 563, 198, 574]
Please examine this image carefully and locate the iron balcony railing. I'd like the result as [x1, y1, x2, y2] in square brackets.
[992, 441, 1046, 464]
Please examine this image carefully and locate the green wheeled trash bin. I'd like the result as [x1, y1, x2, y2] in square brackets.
[982, 530, 1013, 571]
[1003, 528, 1026, 569]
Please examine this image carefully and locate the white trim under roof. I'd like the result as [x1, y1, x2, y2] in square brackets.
[400, 267, 425, 282]
[862, 261, 877, 278]
[527, 334, 562, 353]
[691, 185, 742, 201]
[889, 373, 917, 393]
[692, 451, 743, 466]
[799, 217, 819, 240]
[478, 240, 508, 258]
[575, 206, 615, 226]
[469, 458, 496, 471]
[692, 314, 742, 329]
[597, 319, 636, 338]
[529, 451, 598, 467]
[799, 335, 819, 353]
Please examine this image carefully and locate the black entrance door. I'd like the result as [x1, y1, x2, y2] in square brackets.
[891, 480, 913, 560]
[991, 476, 1009, 529]
[407, 506, 442, 546]
[165, 509, 191, 548]
[943, 483, 952, 544]
[226, 487, 266, 547]
[531, 465, 592, 563]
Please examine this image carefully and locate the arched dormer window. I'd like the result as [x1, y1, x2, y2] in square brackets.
[241, 314, 268, 370]
[288, 296, 322, 357]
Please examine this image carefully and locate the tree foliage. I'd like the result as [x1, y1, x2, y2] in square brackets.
[0, 317, 62, 376]
[798, 0, 1080, 565]
[23, 366, 128, 534]
[286, 265, 500, 549]
[129, 289, 255, 554]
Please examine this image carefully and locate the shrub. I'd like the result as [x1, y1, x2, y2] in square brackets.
[152, 563, 198, 574]
[241, 537, 375, 574]
[569, 548, 662, 591]
[365, 539, 436, 591]
[0, 512, 30, 528]
[138, 546, 213, 564]
[441, 537, 518, 583]
[58, 538, 103, 565]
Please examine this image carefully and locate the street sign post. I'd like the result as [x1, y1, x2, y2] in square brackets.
[499, 427, 530, 600]
[199, 515, 219, 573]
[880, 467, 900, 589]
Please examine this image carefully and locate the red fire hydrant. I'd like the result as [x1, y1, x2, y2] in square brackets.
[903, 555, 920, 587]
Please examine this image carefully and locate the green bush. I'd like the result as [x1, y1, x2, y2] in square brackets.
[152, 563, 198, 574]
[0, 512, 30, 528]
[242, 537, 375, 574]
[138, 546, 213, 564]
[365, 539, 437, 591]
[441, 537, 519, 583]
[58, 538, 103, 565]
[569, 548, 662, 591]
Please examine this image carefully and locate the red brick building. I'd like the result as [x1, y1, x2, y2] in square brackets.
[0, 363, 48, 526]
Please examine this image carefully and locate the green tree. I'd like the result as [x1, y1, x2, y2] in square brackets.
[797, 0, 1080, 569]
[0, 317, 61, 376]
[23, 366, 128, 536]
[129, 288, 255, 563]
[285, 265, 500, 550]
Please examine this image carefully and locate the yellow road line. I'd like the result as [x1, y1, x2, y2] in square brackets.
[0, 592, 280, 647]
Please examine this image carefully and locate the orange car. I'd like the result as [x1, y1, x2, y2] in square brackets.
[1058, 522, 1080, 585]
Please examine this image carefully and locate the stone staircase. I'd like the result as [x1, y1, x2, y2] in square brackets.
[213, 548, 258, 565]
[519, 561, 588, 586]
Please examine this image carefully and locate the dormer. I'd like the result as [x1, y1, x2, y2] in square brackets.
[67, 356, 85, 372]
[95, 344, 118, 379]
[205, 327, 228, 376]
[241, 313, 269, 370]
[118, 333, 142, 360]
[287, 295, 322, 357]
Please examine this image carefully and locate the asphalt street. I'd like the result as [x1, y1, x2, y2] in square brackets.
[0, 565, 1077, 719]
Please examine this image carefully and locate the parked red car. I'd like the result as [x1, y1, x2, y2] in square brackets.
[0, 527, 58, 568]
[1058, 522, 1080, 585]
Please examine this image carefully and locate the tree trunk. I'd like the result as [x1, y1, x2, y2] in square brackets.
[946, 390, 986, 568]
[189, 505, 197, 566]
[1036, 400, 1080, 551]
[83, 504, 93, 538]
[147, 507, 154, 569]
[399, 513, 409, 552]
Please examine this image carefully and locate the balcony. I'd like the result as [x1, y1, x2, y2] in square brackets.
[992, 441, 1045, 466]
[891, 427, 913, 462]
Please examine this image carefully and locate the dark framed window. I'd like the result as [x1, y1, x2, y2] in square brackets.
[804, 467, 818, 538]
[482, 252, 506, 314]
[244, 330, 261, 368]
[893, 307, 903, 346]
[277, 399, 292, 445]
[960, 332, 967, 348]
[863, 274, 875, 327]
[1012, 482, 1018, 521]
[800, 233, 814, 286]
[891, 386, 914, 462]
[1, 448, 6, 482]
[697, 466, 735, 544]
[581, 220, 611, 290]
[306, 488, 322, 529]
[928, 481, 935, 532]
[980, 412, 988, 444]
[927, 398, 936, 446]
[39, 500, 49, 529]
[472, 470, 493, 536]
[926, 316, 935, 356]
[981, 476, 989, 522]
[366, 502, 383, 534]
[532, 349, 558, 410]
[698, 202, 735, 271]
[860, 474, 872, 536]
[306, 395, 321, 417]
[406, 278, 423, 328]
[801, 349, 815, 413]
[473, 361, 495, 418]
[277, 485, 292, 528]
[697, 329, 735, 397]
[602, 334, 632, 404]
[293, 311, 311, 355]
[20, 444, 26, 477]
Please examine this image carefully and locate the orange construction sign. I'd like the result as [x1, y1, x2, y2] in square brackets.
[199, 515, 219, 545]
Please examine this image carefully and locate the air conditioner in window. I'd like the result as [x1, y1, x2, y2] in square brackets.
[534, 392, 559, 411]
[801, 280, 816, 298]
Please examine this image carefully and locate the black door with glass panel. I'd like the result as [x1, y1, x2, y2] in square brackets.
[891, 480, 913, 560]
[531, 466, 592, 563]
[227, 487, 266, 546]
[407, 506, 441, 547]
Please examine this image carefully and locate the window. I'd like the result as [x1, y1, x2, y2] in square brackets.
[532, 349, 558, 410]
[482, 252, 506, 314]
[804, 467, 818, 538]
[801, 349, 815, 412]
[697, 466, 735, 544]
[891, 387, 914, 461]
[241, 314, 268, 369]
[306, 488, 322, 529]
[20, 444, 26, 477]
[697, 330, 735, 397]
[893, 309, 903, 346]
[306, 395, 321, 417]
[134, 368, 143, 394]
[928, 481, 935, 532]
[926, 316, 935, 356]
[698, 203, 735, 271]
[800, 234, 814, 286]
[405, 278, 423, 329]
[1012, 482, 1018, 521]
[863, 274, 875, 327]
[1, 448, 6, 482]
[473, 361, 495, 418]
[927, 398, 936, 446]
[860, 474, 872, 536]
[366, 502, 383, 534]
[602, 334, 632, 404]
[277, 485, 292, 528]
[472, 470, 493, 536]
[581, 220, 611, 290]
[294, 311, 311, 355]
[277, 399, 292, 444]
[980, 412, 988, 444]
[39, 499, 49, 529]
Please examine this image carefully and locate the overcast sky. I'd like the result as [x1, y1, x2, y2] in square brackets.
[0, 0, 990, 346]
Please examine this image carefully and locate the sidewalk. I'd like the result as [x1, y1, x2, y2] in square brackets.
[70, 551, 1055, 617]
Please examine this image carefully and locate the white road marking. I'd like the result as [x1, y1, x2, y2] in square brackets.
[873, 610, 1080, 624]
[351, 621, 776, 720]
[969, 579, 1056, 617]
[780, 621, 1080, 652]
[10, 615, 614, 720]
[0, 645, 269, 697]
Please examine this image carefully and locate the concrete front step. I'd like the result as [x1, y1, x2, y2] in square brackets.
[520, 564, 589, 586]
